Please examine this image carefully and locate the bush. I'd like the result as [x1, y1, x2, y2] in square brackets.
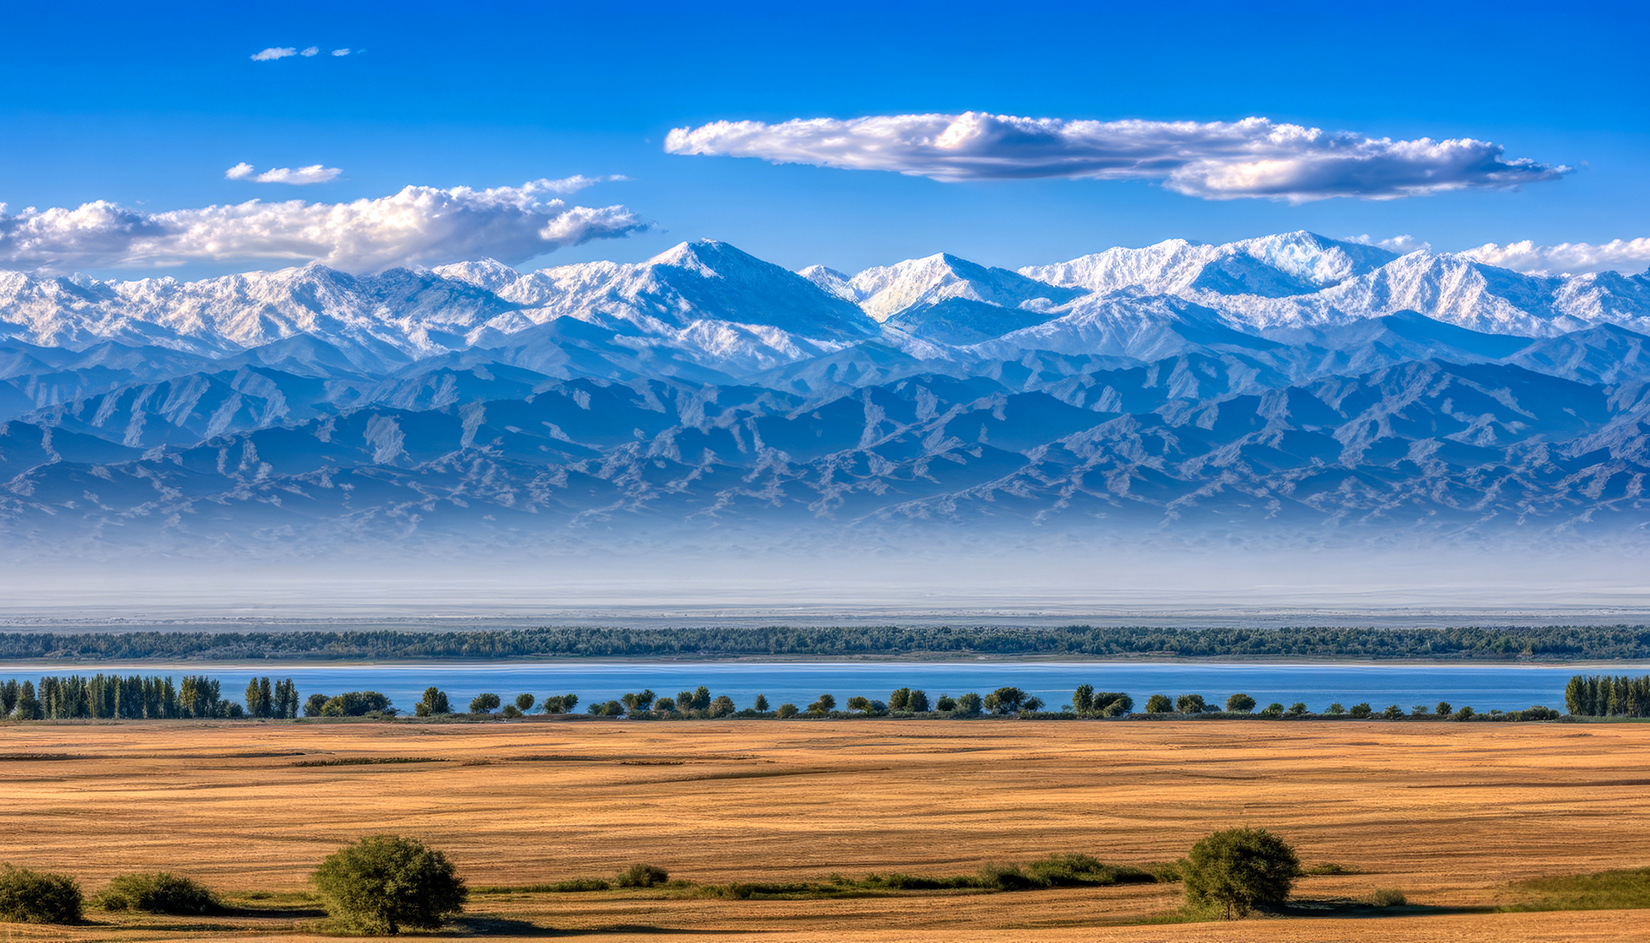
[1369, 888, 1407, 907]
[1182, 827, 1300, 919]
[311, 835, 467, 935]
[934, 694, 957, 712]
[1176, 694, 1207, 714]
[977, 864, 1040, 891]
[0, 865, 83, 924]
[1259, 702, 1284, 717]
[614, 864, 669, 888]
[1349, 703, 1373, 719]
[469, 693, 500, 715]
[1226, 693, 1256, 713]
[954, 692, 983, 715]
[95, 873, 218, 914]
[775, 703, 799, 718]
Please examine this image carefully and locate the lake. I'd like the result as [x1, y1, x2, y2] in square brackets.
[0, 661, 1608, 713]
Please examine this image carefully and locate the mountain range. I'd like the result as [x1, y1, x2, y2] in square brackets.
[2, 231, 1649, 555]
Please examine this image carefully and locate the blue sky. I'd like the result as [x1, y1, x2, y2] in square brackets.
[1, 0, 1645, 277]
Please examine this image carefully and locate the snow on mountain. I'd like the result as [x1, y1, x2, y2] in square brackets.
[848, 252, 1086, 322]
[1020, 232, 1396, 299]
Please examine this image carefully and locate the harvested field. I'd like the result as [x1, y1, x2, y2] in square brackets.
[0, 718, 1647, 940]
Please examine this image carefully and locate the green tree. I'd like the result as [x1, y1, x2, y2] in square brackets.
[1260, 702, 1285, 717]
[304, 693, 330, 717]
[514, 693, 536, 713]
[1182, 827, 1300, 919]
[653, 697, 677, 713]
[934, 694, 956, 712]
[808, 694, 836, 714]
[888, 687, 911, 711]
[954, 692, 983, 715]
[1144, 694, 1173, 714]
[989, 687, 1027, 714]
[710, 695, 735, 717]
[1225, 693, 1256, 713]
[94, 873, 218, 914]
[1325, 703, 1346, 716]
[469, 693, 500, 715]
[1382, 704, 1404, 720]
[908, 689, 930, 712]
[311, 835, 466, 935]
[753, 694, 770, 713]
[1349, 703, 1373, 719]
[0, 865, 83, 924]
[1176, 694, 1206, 714]
[775, 703, 799, 718]
[846, 696, 872, 713]
[416, 688, 451, 717]
[1435, 701, 1452, 717]
[692, 686, 711, 711]
[1072, 684, 1095, 714]
[1287, 702, 1308, 716]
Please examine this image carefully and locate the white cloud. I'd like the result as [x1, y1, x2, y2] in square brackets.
[1458, 238, 1650, 276]
[1347, 234, 1431, 254]
[331, 48, 351, 56]
[250, 47, 297, 61]
[300, 46, 320, 57]
[0, 177, 645, 273]
[665, 112, 1568, 202]
[225, 162, 343, 185]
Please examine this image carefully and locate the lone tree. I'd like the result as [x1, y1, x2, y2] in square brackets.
[1182, 827, 1300, 919]
[1225, 693, 1256, 713]
[469, 693, 500, 715]
[311, 835, 467, 935]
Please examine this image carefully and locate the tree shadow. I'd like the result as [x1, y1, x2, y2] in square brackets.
[1282, 898, 1495, 919]
[449, 917, 764, 937]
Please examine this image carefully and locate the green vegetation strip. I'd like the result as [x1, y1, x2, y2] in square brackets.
[4, 623, 1650, 661]
[1500, 867, 1650, 911]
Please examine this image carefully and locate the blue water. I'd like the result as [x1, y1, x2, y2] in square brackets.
[0, 661, 1605, 713]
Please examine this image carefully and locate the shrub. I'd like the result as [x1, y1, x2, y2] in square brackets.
[710, 695, 736, 717]
[1182, 827, 1300, 919]
[416, 687, 450, 717]
[94, 873, 218, 914]
[907, 689, 930, 712]
[311, 835, 467, 935]
[501, 705, 523, 718]
[1435, 701, 1452, 716]
[934, 694, 957, 712]
[954, 692, 983, 715]
[1259, 702, 1284, 717]
[1349, 703, 1373, 719]
[889, 688, 912, 711]
[0, 865, 83, 924]
[1382, 704, 1404, 720]
[614, 864, 669, 888]
[1176, 694, 1206, 714]
[1325, 703, 1346, 716]
[775, 703, 799, 719]
[977, 864, 1040, 891]
[654, 697, 677, 713]
[1287, 702, 1308, 716]
[1226, 693, 1256, 713]
[1369, 888, 1407, 907]
[469, 693, 500, 715]
[807, 694, 836, 714]
[1144, 694, 1173, 713]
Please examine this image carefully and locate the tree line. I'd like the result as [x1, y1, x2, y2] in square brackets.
[3, 623, 1649, 662]
[0, 675, 1568, 723]
[1564, 674, 1650, 717]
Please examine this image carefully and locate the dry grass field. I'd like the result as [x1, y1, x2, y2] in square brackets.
[1, 717, 1648, 940]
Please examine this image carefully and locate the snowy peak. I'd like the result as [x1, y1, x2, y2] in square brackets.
[849, 252, 1086, 322]
[1022, 231, 1396, 299]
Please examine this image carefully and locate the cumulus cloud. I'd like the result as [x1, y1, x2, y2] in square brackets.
[250, 47, 297, 61]
[225, 162, 343, 185]
[666, 112, 1568, 202]
[331, 48, 351, 56]
[300, 46, 320, 57]
[0, 177, 645, 273]
[1347, 234, 1431, 254]
[1459, 238, 1650, 276]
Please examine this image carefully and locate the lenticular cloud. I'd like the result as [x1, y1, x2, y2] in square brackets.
[0, 177, 645, 273]
[665, 112, 1567, 202]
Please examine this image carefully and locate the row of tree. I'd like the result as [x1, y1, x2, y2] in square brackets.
[1564, 674, 1650, 716]
[5, 623, 1650, 661]
[0, 675, 293, 720]
[0, 676, 1571, 724]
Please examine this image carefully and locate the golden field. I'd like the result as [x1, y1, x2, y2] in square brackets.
[1, 717, 1647, 940]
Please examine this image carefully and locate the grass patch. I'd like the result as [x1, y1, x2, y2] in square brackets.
[1368, 888, 1408, 907]
[1303, 862, 1360, 875]
[1499, 867, 1650, 911]
[290, 757, 446, 767]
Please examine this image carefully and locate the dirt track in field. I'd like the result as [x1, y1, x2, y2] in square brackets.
[1, 718, 1646, 940]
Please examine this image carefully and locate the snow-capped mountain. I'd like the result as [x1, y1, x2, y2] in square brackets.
[3, 231, 1650, 552]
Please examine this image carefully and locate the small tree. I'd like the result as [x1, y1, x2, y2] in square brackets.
[1349, 703, 1373, 719]
[514, 693, 536, 713]
[1325, 703, 1346, 716]
[653, 697, 677, 713]
[1225, 693, 1256, 713]
[1287, 702, 1308, 716]
[1259, 702, 1285, 717]
[0, 865, 83, 924]
[1144, 694, 1173, 713]
[775, 703, 799, 719]
[1435, 701, 1452, 717]
[95, 873, 218, 914]
[1382, 704, 1404, 720]
[888, 688, 911, 711]
[312, 835, 466, 936]
[808, 694, 836, 714]
[710, 695, 735, 717]
[907, 689, 930, 712]
[1182, 827, 1300, 919]
[1176, 694, 1206, 714]
[416, 687, 451, 717]
[934, 694, 957, 712]
[954, 692, 983, 715]
[1073, 684, 1095, 714]
[752, 694, 770, 713]
[469, 693, 500, 715]
[846, 696, 872, 713]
